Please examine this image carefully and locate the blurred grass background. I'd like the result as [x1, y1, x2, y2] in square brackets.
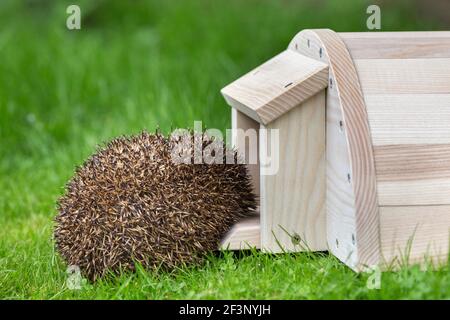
[0, 0, 449, 299]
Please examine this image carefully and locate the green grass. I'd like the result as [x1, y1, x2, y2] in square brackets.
[0, 0, 449, 299]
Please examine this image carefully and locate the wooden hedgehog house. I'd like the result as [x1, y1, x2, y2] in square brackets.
[219, 29, 450, 271]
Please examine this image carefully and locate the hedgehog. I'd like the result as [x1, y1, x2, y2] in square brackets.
[54, 131, 256, 280]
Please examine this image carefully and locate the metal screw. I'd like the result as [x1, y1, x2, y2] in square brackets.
[339, 120, 344, 132]
[347, 173, 351, 183]
[319, 47, 323, 58]
[307, 39, 311, 48]
[291, 233, 301, 245]
[329, 77, 333, 89]
[352, 234, 356, 245]
[336, 238, 339, 248]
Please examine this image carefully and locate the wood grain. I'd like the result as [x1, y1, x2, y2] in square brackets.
[231, 108, 260, 198]
[221, 50, 328, 125]
[289, 29, 381, 269]
[221, 215, 260, 250]
[339, 31, 450, 39]
[367, 94, 450, 206]
[377, 178, 450, 206]
[341, 34, 450, 59]
[375, 144, 450, 182]
[324, 71, 359, 268]
[354, 58, 450, 94]
[366, 94, 450, 146]
[380, 206, 450, 266]
[375, 143, 450, 206]
[260, 92, 326, 252]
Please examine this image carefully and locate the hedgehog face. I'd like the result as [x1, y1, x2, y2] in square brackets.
[54, 131, 256, 280]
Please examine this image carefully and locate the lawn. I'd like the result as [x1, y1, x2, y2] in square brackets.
[0, 0, 449, 299]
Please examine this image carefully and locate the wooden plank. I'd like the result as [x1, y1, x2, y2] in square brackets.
[339, 31, 450, 39]
[366, 94, 450, 146]
[380, 206, 450, 266]
[221, 50, 329, 125]
[353, 67, 450, 207]
[225, 95, 261, 123]
[354, 58, 450, 94]
[341, 34, 450, 59]
[260, 92, 326, 252]
[374, 144, 450, 182]
[231, 108, 260, 198]
[220, 215, 260, 250]
[226, 111, 260, 250]
[378, 178, 450, 206]
[325, 76, 359, 268]
[289, 29, 381, 269]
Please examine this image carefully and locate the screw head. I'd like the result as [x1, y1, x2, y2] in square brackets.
[291, 233, 301, 245]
